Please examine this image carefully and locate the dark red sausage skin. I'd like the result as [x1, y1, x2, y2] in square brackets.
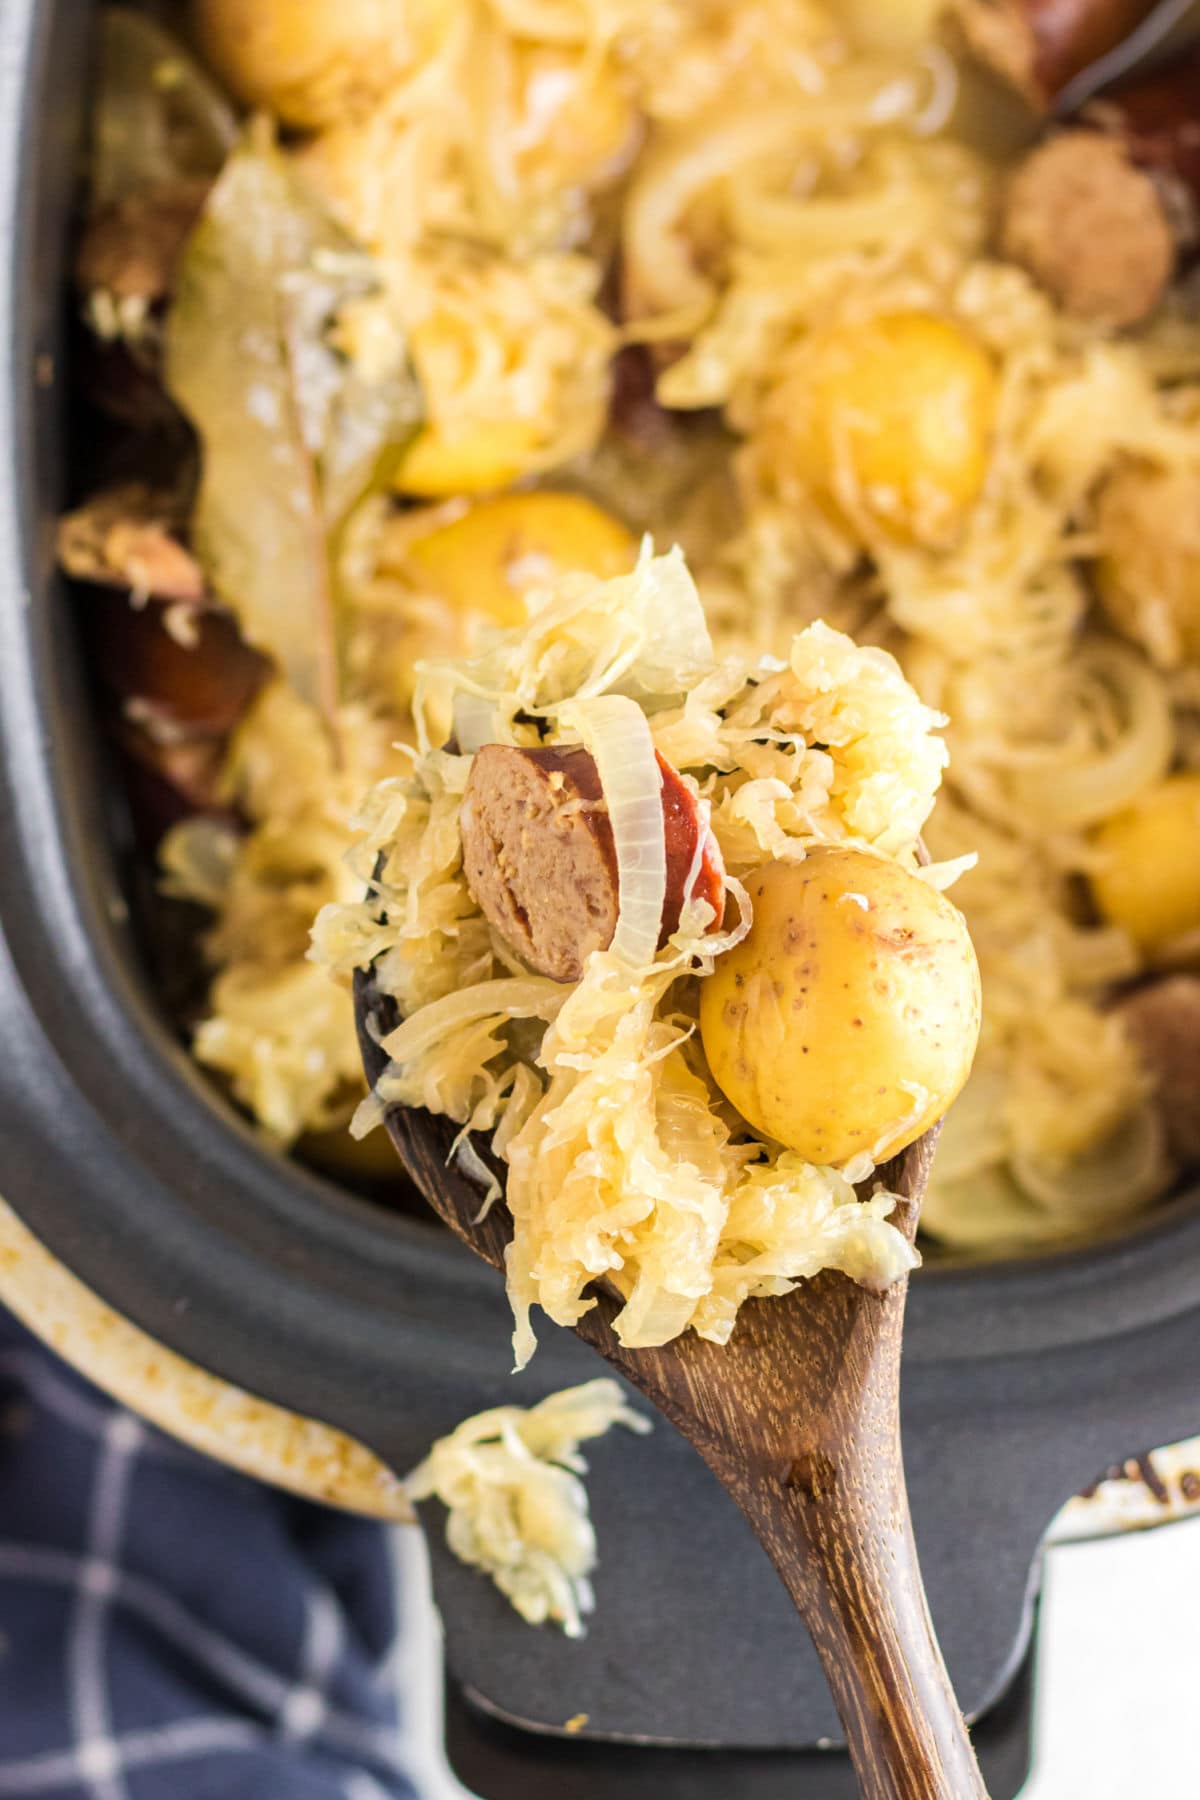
[654, 752, 725, 940]
[955, 0, 1158, 110]
[1115, 976, 1200, 1167]
[460, 742, 725, 981]
[1025, 0, 1156, 104]
[1092, 46, 1200, 199]
[999, 38, 1200, 326]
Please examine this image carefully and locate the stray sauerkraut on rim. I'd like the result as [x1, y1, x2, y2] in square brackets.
[312, 546, 981, 1365]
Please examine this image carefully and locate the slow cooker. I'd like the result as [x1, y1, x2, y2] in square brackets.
[3, 4, 1200, 1793]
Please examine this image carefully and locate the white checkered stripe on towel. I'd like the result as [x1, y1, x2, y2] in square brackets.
[0, 1308, 429, 1799]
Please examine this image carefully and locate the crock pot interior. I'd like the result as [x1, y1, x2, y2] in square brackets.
[56, 321, 1200, 1368]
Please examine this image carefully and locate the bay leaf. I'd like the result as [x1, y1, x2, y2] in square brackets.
[164, 131, 421, 715]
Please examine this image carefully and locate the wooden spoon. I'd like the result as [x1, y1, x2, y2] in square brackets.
[355, 969, 989, 1800]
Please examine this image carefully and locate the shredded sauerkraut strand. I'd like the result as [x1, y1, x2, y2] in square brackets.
[314, 549, 946, 1364]
[406, 1379, 651, 1638]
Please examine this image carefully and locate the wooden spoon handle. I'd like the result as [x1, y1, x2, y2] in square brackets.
[772, 1465, 987, 1798]
[688, 1420, 988, 1799]
[678, 1266, 990, 1800]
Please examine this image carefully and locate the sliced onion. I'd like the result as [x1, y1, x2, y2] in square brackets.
[622, 543, 714, 702]
[1003, 639, 1173, 830]
[158, 816, 239, 908]
[556, 694, 667, 969]
[381, 978, 564, 1065]
[1010, 1102, 1172, 1224]
[915, 852, 977, 892]
[453, 689, 498, 755]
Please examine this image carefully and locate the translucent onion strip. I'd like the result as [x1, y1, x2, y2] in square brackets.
[452, 689, 498, 754]
[380, 977, 564, 1066]
[1010, 1102, 1172, 1223]
[556, 693, 667, 968]
[1000, 639, 1174, 830]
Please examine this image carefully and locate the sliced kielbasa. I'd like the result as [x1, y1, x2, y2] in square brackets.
[999, 45, 1200, 327]
[1001, 132, 1176, 325]
[1115, 976, 1200, 1167]
[459, 743, 725, 982]
[953, 0, 1159, 111]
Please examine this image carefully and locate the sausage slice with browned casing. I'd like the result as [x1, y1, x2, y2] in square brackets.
[1116, 976, 1200, 1167]
[459, 743, 724, 982]
[1002, 132, 1175, 326]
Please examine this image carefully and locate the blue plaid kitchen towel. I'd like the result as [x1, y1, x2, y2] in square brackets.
[0, 1305, 426, 1799]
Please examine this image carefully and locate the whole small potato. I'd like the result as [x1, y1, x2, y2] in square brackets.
[699, 848, 981, 1167]
[401, 492, 635, 627]
[193, 0, 439, 129]
[1089, 772, 1200, 952]
[767, 312, 997, 549]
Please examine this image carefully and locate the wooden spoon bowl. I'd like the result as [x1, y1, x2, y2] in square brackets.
[355, 968, 989, 1800]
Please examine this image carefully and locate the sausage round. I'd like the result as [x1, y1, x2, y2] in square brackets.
[459, 743, 725, 982]
[1115, 976, 1200, 1168]
[1001, 131, 1175, 325]
[999, 44, 1200, 327]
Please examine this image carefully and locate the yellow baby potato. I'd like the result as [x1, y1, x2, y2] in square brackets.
[699, 848, 981, 1167]
[841, 0, 944, 48]
[193, 0, 437, 128]
[1094, 463, 1200, 668]
[392, 308, 544, 497]
[776, 311, 997, 547]
[402, 492, 635, 626]
[1089, 773, 1200, 952]
[394, 418, 548, 500]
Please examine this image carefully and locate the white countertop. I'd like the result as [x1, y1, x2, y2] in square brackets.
[1022, 1513, 1200, 1795]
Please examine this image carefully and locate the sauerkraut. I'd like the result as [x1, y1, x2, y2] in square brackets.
[72, 0, 1200, 1250]
[161, 685, 407, 1142]
[406, 1379, 650, 1638]
[314, 548, 949, 1363]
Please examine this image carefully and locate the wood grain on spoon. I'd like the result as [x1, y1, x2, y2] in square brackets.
[355, 970, 989, 1800]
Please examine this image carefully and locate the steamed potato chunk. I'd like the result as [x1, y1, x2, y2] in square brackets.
[391, 282, 616, 497]
[700, 848, 981, 1166]
[1089, 773, 1200, 952]
[768, 312, 997, 548]
[193, 0, 440, 128]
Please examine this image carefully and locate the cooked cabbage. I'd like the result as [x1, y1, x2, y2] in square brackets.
[163, 684, 407, 1142]
[406, 1379, 650, 1638]
[75, 0, 1198, 1254]
[315, 548, 944, 1363]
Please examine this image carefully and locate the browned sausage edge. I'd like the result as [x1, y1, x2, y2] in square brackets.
[460, 742, 725, 982]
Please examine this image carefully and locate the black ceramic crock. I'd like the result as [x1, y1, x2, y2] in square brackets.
[2, 3, 1199, 1793]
